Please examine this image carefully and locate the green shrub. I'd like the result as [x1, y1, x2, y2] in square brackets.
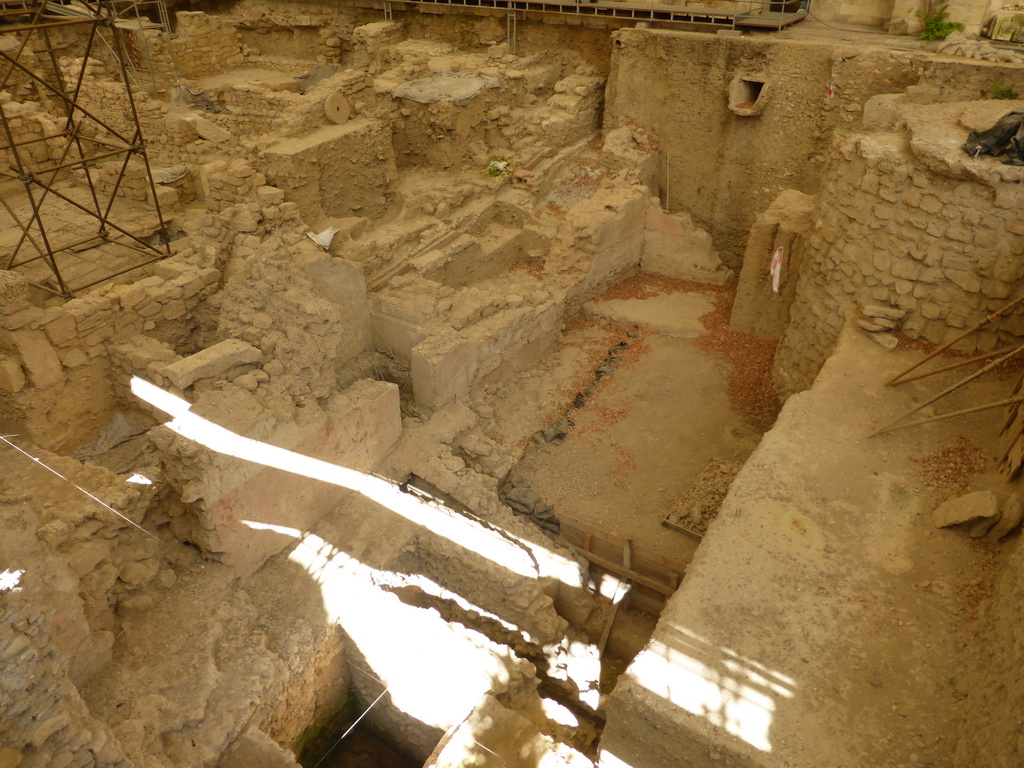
[916, 4, 964, 40]
[989, 79, 1020, 100]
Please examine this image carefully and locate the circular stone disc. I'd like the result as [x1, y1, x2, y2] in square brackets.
[324, 92, 351, 125]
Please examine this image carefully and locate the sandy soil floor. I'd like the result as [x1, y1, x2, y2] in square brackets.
[487, 276, 774, 562]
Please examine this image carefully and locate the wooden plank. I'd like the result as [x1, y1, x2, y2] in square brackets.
[558, 511, 688, 575]
[560, 526, 676, 584]
[571, 548, 675, 596]
[629, 592, 665, 616]
[560, 528, 684, 589]
[661, 517, 703, 541]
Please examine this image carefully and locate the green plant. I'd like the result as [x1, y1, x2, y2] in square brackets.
[988, 79, 1020, 100]
[915, 4, 964, 40]
[486, 157, 510, 177]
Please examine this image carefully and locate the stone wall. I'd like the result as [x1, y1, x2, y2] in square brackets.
[813, 0, 995, 33]
[174, 11, 244, 80]
[0, 263, 220, 450]
[260, 118, 398, 220]
[604, 29, 1024, 266]
[774, 99, 1024, 396]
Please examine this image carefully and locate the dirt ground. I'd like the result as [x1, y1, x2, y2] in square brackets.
[599, 321, 1019, 768]
[487, 276, 772, 563]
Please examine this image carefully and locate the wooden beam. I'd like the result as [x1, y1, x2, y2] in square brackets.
[571, 548, 675, 596]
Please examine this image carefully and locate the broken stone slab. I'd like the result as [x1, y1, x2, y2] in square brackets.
[933, 490, 1000, 528]
[161, 339, 261, 389]
[969, 514, 1000, 538]
[392, 72, 500, 107]
[986, 495, 1024, 541]
[863, 304, 906, 321]
[188, 113, 232, 143]
[73, 411, 150, 459]
[868, 333, 899, 352]
[857, 319, 889, 333]
[0, 356, 25, 393]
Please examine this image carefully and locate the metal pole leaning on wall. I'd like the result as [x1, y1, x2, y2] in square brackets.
[868, 344, 1024, 439]
[886, 292, 1024, 387]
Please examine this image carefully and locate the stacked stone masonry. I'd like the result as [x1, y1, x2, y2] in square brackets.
[775, 129, 1024, 396]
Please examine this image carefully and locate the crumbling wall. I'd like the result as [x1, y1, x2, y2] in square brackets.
[260, 118, 398, 219]
[812, 0, 990, 34]
[774, 100, 1024, 396]
[217, 233, 372, 400]
[0, 97, 63, 175]
[1, 569, 133, 768]
[0, 441, 175, 768]
[604, 30, 843, 264]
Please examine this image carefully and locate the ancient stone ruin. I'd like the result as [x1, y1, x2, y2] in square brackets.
[2, 0, 1024, 766]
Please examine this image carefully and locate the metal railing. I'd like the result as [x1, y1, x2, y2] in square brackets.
[361, 0, 807, 31]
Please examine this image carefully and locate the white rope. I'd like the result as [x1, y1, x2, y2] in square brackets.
[0, 434, 156, 539]
[311, 685, 390, 768]
[349, 664, 509, 765]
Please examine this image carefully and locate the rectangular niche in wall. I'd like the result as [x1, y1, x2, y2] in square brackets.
[728, 75, 770, 116]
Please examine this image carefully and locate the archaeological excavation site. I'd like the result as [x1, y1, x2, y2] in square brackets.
[5, 0, 1024, 764]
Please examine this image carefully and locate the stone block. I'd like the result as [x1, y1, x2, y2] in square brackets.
[411, 328, 479, 411]
[40, 310, 77, 346]
[261, 119, 397, 219]
[255, 185, 285, 207]
[642, 204, 730, 285]
[161, 339, 262, 389]
[0, 305, 42, 330]
[934, 490, 999, 528]
[862, 93, 904, 131]
[1, 329, 63, 388]
[162, 379, 401, 575]
[0, 270, 30, 308]
[0, 356, 26, 393]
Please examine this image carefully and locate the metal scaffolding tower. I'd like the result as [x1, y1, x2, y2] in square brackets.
[0, 0, 171, 298]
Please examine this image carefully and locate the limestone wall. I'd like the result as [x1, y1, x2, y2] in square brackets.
[813, 0, 994, 33]
[0, 264, 220, 449]
[605, 30, 858, 265]
[1, 569, 133, 768]
[174, 11, 244, 80]
[774, 100, 1024, 396]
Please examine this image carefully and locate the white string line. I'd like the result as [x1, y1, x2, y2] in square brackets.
[0, 434, 156, 539]
[311, 685, 390, 768]
[349, 664, 509, 765]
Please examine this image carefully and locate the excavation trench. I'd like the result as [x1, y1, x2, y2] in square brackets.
[5, 6, 1024, 768]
